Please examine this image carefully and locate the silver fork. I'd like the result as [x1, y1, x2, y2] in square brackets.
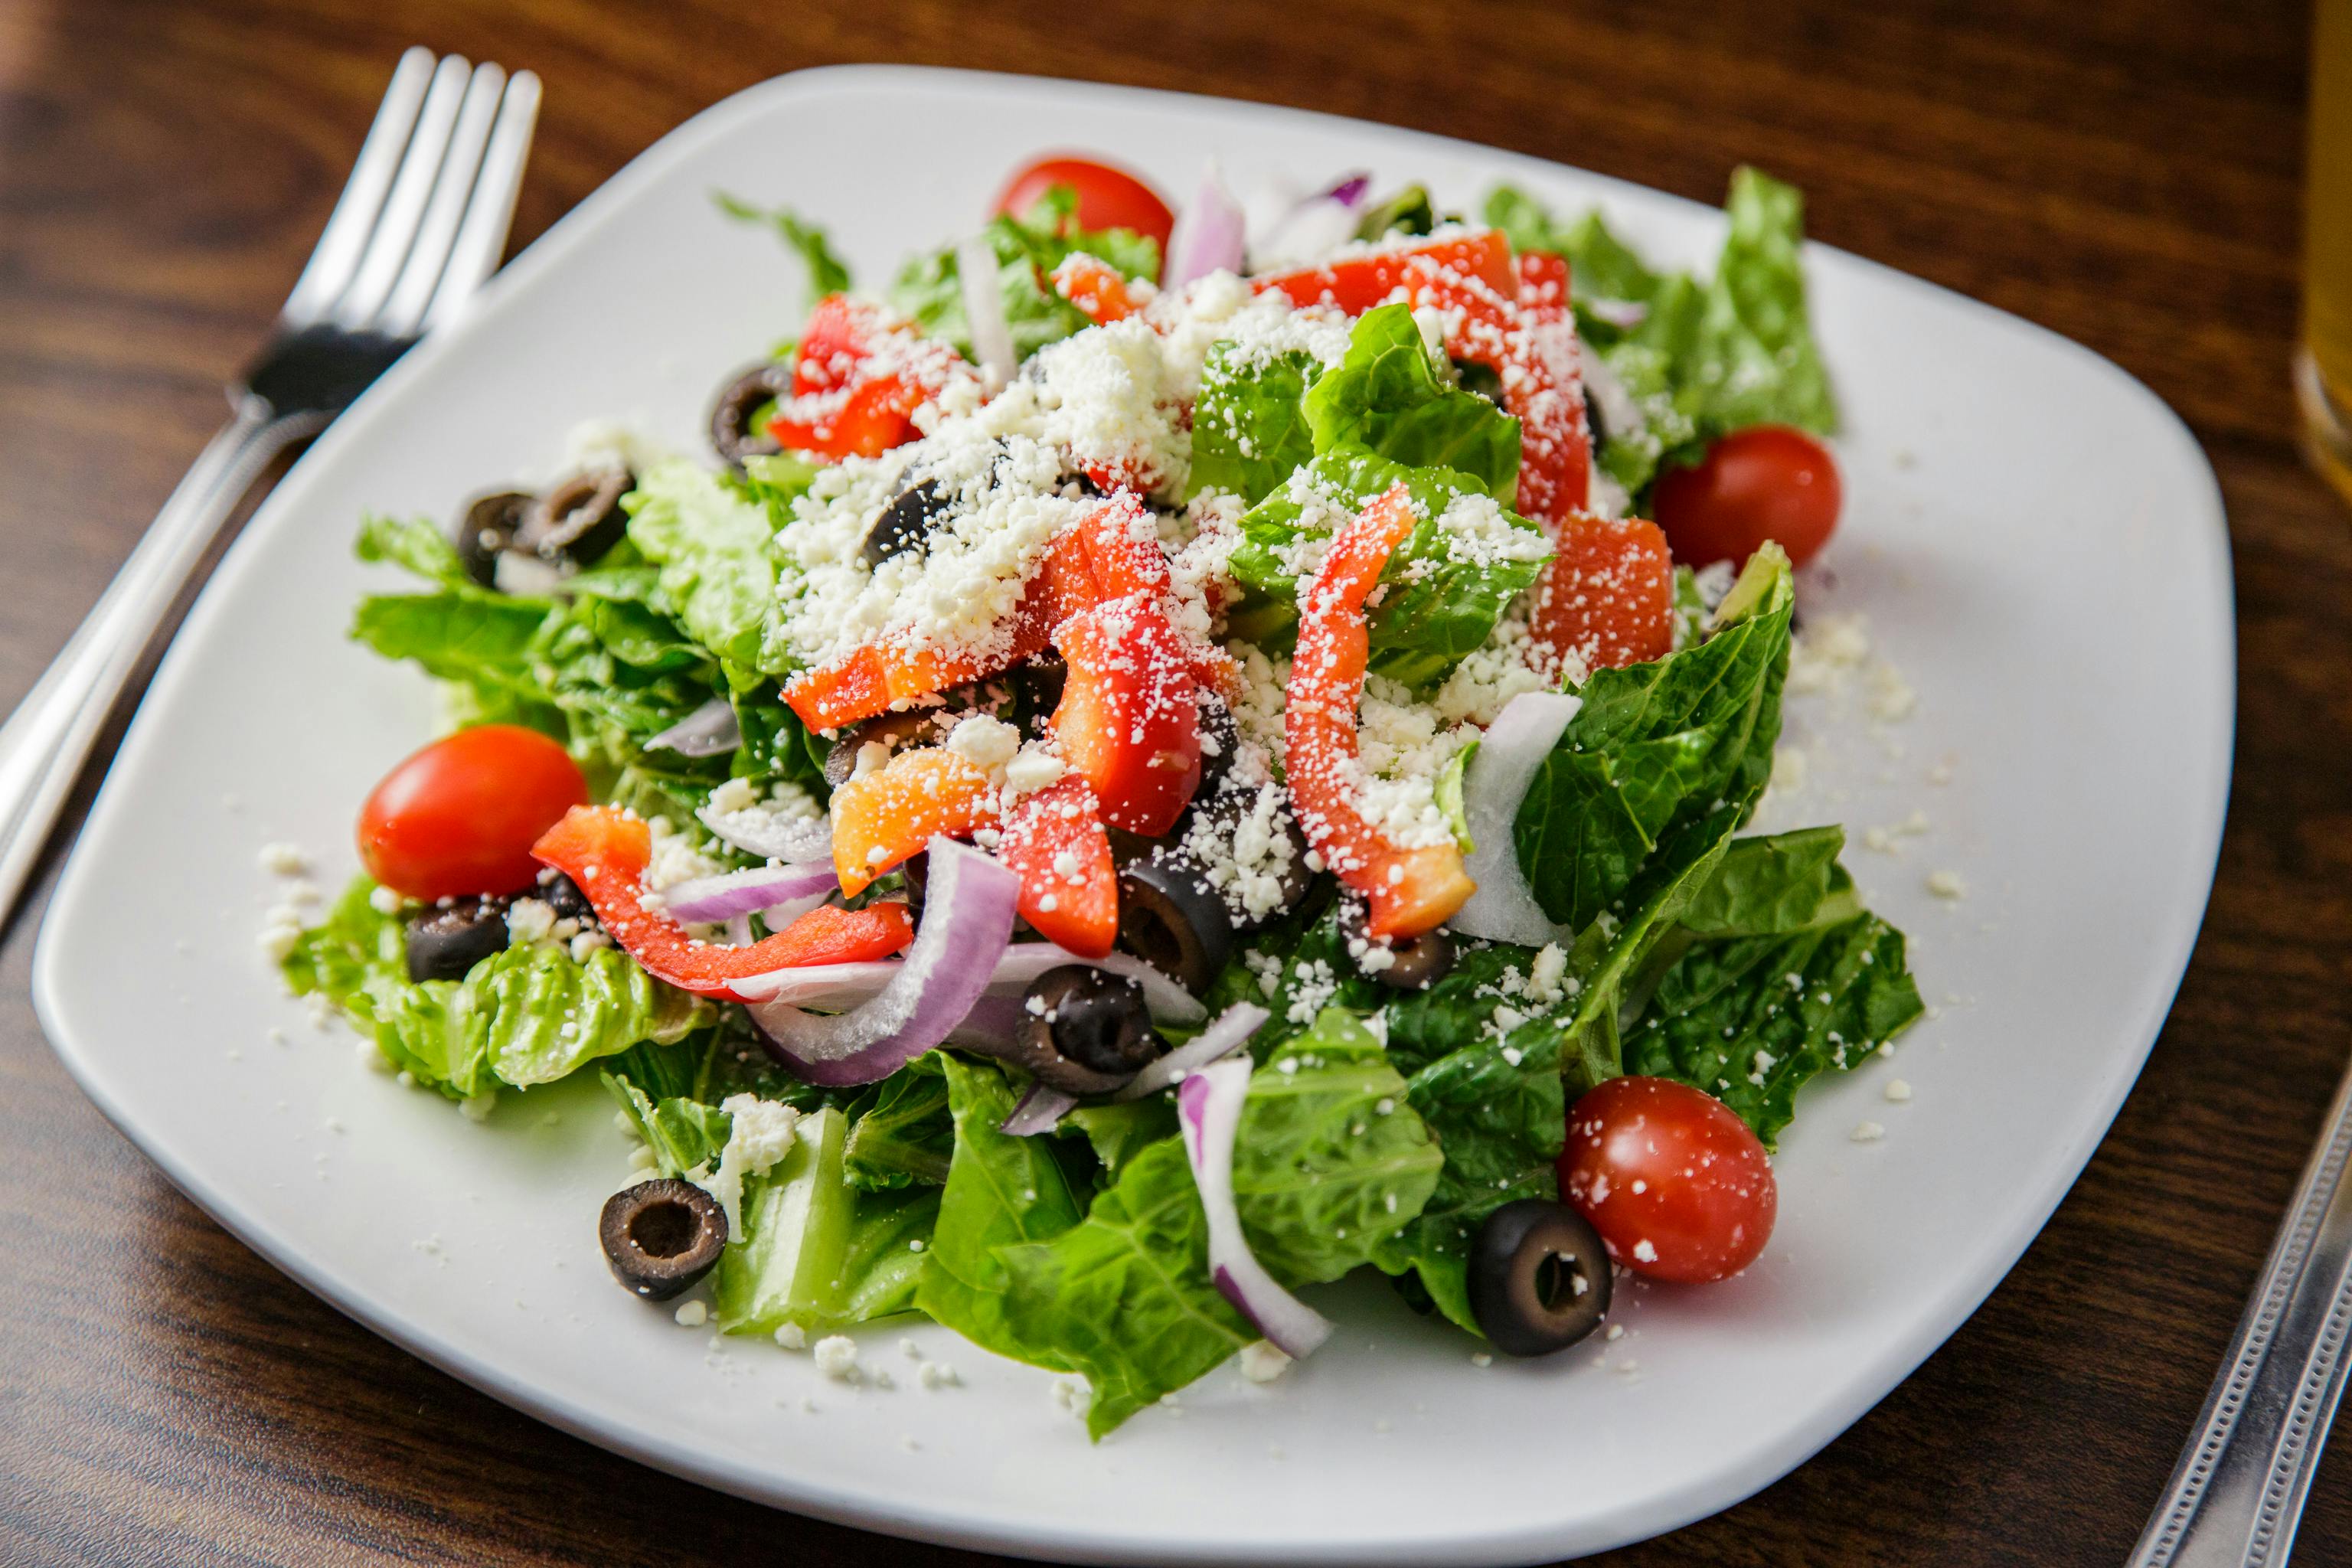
[0, 47, 540, 926]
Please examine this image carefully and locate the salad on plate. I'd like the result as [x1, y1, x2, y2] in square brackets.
[279, 153, 1922, 1436]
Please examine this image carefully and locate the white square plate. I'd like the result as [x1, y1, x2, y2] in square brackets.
[33, 67, 2231, 1566]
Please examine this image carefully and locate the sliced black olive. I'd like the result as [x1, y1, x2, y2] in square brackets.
[864, 476, 956, 567]
[1008, 653, 1067, 735]
[1339, 894, 1455, 990]
[977, 964, 1158, 1093]
[516, 468, 631, 565]
[599, 1178, 728, 1301]
[1135, 784, 1311, 933]
[710, 361, 791, 466]
[404, 896, 511, 983]
[538, 871, 596, 926]
[1195, 692, 1240, 791]
[900, 850, 928, 920]
[1582, 384, 1609, 449]
[822, 707, 954, 789]
[453, 490, 531, 589]
[1116, 858, 1233, 993]
[1468, 1199, 1612, 1356]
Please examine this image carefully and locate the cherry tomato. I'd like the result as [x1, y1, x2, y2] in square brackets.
[1559, 1076, 1777, 1284]
[1652, 425, 1842, 570]
[995, 155, 1174, 254]
[358, 725, 589, 900]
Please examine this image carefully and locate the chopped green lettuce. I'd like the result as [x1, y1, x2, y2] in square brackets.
[887, 185, 1160, 364]
[622, 458, 792, 675]
[1227, 445, 1548, 691]
[841, 1057, 956, 1191]
[283, 877, 712, 1100]
[715, 192, 853, 304]
[1483, 167, 1836, 497]
[1187, 344, 1322, 505]
[1512, 544, 1792, 932]
[1302, 305, 1522, 501]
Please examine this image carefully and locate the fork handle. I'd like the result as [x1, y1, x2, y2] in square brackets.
[2128, 1049, 2352, 1567]
[0, 399, 311, 921]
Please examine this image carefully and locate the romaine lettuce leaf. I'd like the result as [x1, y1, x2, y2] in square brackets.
[1482, 167, 1835, 497]
[971, 1010, 1439, 1436]
[714, 192, 852, 304]
[914, 1056, 1089, 1370]
[842, 1057, 955, 1191]
[622, 458, 789, 675]
[1226, 445, 1548, 691]
[283, 876, 712, 1099]
[1512, 545, 1792, 932]
[1187, 343, 1321, 505]
[1236, 1008, 1442, 1284]
[1302, 304, 1521, 500]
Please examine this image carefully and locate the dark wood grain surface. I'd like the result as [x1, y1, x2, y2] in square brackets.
[0, 1, 2332, 1563]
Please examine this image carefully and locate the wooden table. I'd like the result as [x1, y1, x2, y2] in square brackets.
[0, 1, 2332, 1561]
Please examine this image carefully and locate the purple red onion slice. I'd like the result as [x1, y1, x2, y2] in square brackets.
[1177, 1056, 1333, 1361]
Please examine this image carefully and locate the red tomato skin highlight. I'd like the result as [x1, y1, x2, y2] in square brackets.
[995, 155, 1174, 253]
[358, 725, 589, 900]
[1560, 1076, 1778, 1284]
[1653, 425, 1843, 570]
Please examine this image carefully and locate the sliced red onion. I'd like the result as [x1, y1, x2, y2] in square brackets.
[957, 234, 1018, 387]
[1251, 171, 1373, 271]
[658, 862, 838, 924]
[949, 991, 1026, 1051]
[747, 837, 1017, 1087]
[1450, 691, 1584, 947]
[646, 697, 740, 758]
[730, 939, 1209, 1020]
[1178, 1057, 1331, 1360]
[1162, 162, 1247, 289]
[725, 914, 753, 947]
[697, 799, 833, 864]
[999, 1083, 1078, 1138]
[1109, 1001, 1268, 1102]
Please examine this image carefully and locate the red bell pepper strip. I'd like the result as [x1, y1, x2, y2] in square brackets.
[781, 497, 1223, 733]
[531, 806, 913, 1001]
[1052, 593, 1204, 838]
[1284, 484, 1477, 942]
[1252, 230, 1520, 313]
[997, 779, 1119, 957]
[827, 747, 998, 897]
[1050, 253, 1140, 324]
[1529, 511, 1677, 671]
[767, 295, 976, 462]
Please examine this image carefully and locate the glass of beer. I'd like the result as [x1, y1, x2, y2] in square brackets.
[2302, 0, 2352, 506]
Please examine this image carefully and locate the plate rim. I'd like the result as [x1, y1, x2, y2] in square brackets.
[31, 61, 2236, 1566]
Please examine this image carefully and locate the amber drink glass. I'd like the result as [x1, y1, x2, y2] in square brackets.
[2302, 0, 2352, 505]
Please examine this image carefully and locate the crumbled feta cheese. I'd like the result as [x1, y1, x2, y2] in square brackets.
[505, 897, 557, 944]
[1926, 870, 1967, 900]
[1851, 1120, 1886, 1143]
[775, 1321, 808, 1351]
[673, 1299, 709, 1328]
[258, 842, 308, 877]
[695, 1095, 802, 1239]
[1002, 744, 1068, 799]
[946, 713, 1021, 775]
[1885, 1078, 1914, 1102]
[1631, 1239, 1658, 1264]
[1237, 1341, 1292, 1383]
[458, 1091, 496, 1123]
[813, 1334, 860, 1381]
[917, 1360, 961, 1390]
